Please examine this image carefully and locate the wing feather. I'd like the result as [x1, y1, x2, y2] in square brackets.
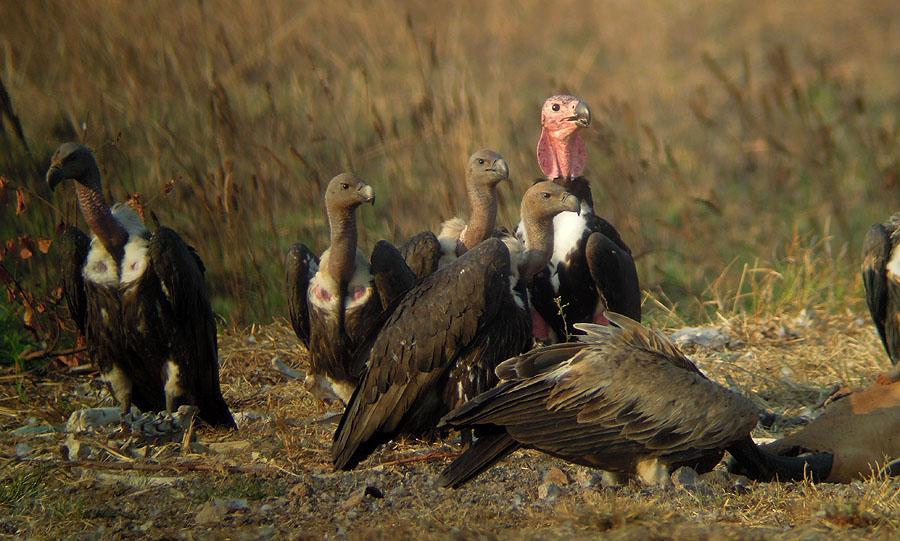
[285, 243, 318, 348]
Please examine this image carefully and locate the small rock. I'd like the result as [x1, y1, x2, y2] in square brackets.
[671, 467, 714, 496]
[543, 467, 569, 486]
[10, 424, 57, 437]
[219, 498, 249, 512]
[15, 443, 33, 458]
[538, 482, 562, 502]
[271, 357, 304, 380]
[670, 327, 730, 350]
[671, 466, 700, 488]
[208, 440, 251, 454]
[778, 324, 800, 340]
[259, 504, 274, 514]
[195, 502, 227, 525]
[600, 470, 625, 488]
[289, 482, 313, 500]
[139, 520, 154, 532]
[66, 408, 122, 432]
[233, 410, 271, 427]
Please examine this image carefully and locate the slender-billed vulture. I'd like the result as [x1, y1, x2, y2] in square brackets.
[518, 95, 641, 342]
[286, 173, 415, 405]
[48, 143, 235, 428]
[439, 313, 830, 488]
[399, 149, 511, 279]
[332, 181, 579, 470]
[862, 213, 900, 364]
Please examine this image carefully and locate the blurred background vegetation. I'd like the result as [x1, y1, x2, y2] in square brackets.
[0, 0, 898, 350]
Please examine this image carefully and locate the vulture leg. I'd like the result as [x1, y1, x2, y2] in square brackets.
[286, 243, 319, 348]
[149, 227, 236, 429]
[370, 240, 417, 310]
[726, 436, 833, 482]
[585, 232, 641, 323]
[398, 231, 441, 281]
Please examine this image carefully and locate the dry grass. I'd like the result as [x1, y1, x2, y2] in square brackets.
[1, 312, 897, 539]
[0, 0, 898, 323]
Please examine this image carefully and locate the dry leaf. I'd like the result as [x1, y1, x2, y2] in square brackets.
[15, 188, 27, 215]
[23, 303, 34, 327]
[19, 247, 33, 260]
[164, 179, 177, 194]
[37, 239, 52, 253]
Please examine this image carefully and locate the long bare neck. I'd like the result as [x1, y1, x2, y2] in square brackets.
[75, 170, 128, 262]
[460, 181, 498, 251]
[519, 214, 554, 283]
[326, 206, 358, 286]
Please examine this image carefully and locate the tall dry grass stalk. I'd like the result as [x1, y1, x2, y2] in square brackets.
[0, 0, 898, 324]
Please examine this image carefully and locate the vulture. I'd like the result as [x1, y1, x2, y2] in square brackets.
[47, 143, 235, 428]
[862, 213, 900, 364]
[332, 181, 580, 470]
[399, 149, 510, 280]
[518, 95, 642, 342]
[747, 370, 899, 483]
[439, 313, 830, 488]
[286, 173, 414, 405]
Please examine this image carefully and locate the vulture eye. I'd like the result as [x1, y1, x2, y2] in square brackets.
[552, 103, 560, 112]
[477, 159, 485, 165]
[340, 183, 350, 190]
[541, 192, 551, 199]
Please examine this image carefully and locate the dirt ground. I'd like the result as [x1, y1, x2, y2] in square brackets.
[1, 311, 897, 540]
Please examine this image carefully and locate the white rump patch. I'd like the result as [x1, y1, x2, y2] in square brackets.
[887, 245, 900, 280]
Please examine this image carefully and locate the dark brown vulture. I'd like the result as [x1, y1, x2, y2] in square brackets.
[48, 143, 235, 428]
[332, 181, 579, 470]
[862, 213, 900, 364]
[749, 372, 899, 483]
[399, 149, 511, 280]
[286, 173, 414, 405]
[518, 95, 642, 342]
[439, 313, 831, 488]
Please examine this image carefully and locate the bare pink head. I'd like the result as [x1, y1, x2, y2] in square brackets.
[536, 95, 591, 179]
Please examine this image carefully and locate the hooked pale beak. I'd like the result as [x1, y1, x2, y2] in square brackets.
[46, 165, 64, 191]
[567, 100, 592, 128]
[358, 183, 375, 205]
[562, 193, 580, 215]
[492, 158, 510, 180]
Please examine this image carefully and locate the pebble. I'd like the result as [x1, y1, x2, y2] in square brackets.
[66, 408, 122, 432]
[670, 327, 730, 350]
[208, 440, 251, 454]
[195, 502, 227, 525]
[341, 487, 383, 510]
[15, 443, 33, 458]
[671, 467, 714, 496]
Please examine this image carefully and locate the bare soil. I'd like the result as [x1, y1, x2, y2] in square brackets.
[1, 312, 897, 540]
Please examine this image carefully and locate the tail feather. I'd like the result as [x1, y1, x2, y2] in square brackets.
[198, 395, 237, 429]
[726, 436, 832, 482]
[439, 431, 520, 488]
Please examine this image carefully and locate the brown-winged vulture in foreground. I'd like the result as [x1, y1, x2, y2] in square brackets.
[332, 181, 580, 470]
[439, 313, 831, 487]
